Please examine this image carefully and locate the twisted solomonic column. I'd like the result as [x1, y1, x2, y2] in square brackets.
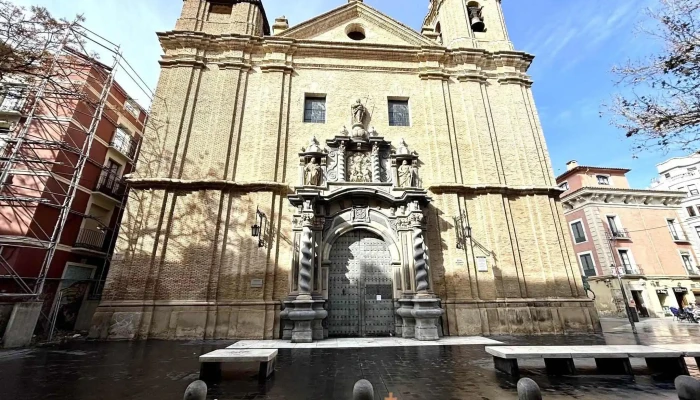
[298, 224, 313, 294]
[338, 142, 346, 182]
[372, 144, 380, 182]
[413, 228, 429, 291]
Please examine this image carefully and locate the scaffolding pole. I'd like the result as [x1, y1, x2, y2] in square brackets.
[0, 21, 122, 299]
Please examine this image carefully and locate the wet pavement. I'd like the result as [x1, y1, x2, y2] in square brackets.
[1, 318, 699, 400]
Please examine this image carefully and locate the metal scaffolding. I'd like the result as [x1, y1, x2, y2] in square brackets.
[0, 21, 123, 299]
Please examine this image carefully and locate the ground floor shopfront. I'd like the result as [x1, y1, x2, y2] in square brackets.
[588, 275, 700, 318]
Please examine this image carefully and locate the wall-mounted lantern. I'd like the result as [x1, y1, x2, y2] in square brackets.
[251, 207, 267, 248]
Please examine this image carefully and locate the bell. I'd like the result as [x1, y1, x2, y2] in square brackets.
[471, 16, 485, 32]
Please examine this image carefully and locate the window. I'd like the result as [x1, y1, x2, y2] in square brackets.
[303, 96, 326, 123]
[105, 159, 122, 176]
[596, 175, 610, 185]
[124, 100, 139, 118]
[665, 173, 672, 178]
[112, 127, 132, 155]
[570, 221, 587, 244]
[688, 207, 698, 217]
[209, 3, 233, 14]
[0, 84, 25, 112]
[607, 216, 620, 235]
[559, 181, 569, 191]
[0, 127, 9, 156]
[579, 253, 597, 277]
[681, 253, 696, 275]
[689, 184, 699, 196]
[668, 219, 682, 241]
[388, 100, 410, 127]
[696, 226, 700, 239]
[618, 250, 633, 274]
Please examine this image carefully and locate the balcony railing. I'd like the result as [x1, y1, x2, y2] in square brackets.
[615, 265, 643, 275]
[96, 171, 125, 200]
[109, 128, 139, 159]
[607, 229, 631, 240]
[74, 228, 106, 252]
[0, 86, 27, 114]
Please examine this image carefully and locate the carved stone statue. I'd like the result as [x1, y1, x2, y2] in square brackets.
[398, 160, 415, 188]
[352, 99, 367, 126]
[304, 158, 323, 186]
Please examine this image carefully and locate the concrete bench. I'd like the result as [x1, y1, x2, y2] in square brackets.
[485, 345, 690, 378]
[199, 349, 278, 383]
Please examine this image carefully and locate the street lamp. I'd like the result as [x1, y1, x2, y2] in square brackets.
[251, 207, 266, 248]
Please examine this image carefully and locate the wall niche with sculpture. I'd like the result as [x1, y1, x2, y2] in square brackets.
[296, 99, 423, 191]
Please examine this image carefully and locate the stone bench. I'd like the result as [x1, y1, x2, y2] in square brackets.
[485, 345, 690, 378]
[199, 349, 278, 383]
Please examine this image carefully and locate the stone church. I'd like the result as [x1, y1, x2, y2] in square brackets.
[90, 0, 601, 341]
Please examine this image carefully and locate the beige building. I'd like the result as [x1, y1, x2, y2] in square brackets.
[90, 0, 600, 341]
[557, 161, 700, 319]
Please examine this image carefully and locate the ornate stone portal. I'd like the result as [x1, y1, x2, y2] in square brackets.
[284, 102, 442, 342]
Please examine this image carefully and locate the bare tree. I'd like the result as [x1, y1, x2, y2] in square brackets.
[608, 0, 700, 154]
[0, 1, 84, 83]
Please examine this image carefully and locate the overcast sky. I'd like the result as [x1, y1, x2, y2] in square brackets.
[13, 0, 675, 188]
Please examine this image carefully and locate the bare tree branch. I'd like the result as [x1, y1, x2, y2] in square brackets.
[606, 0, 700, 154]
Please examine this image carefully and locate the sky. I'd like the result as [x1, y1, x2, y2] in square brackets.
[12, 0, 679, 188]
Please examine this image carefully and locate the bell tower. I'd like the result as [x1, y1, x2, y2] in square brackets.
[175, 0, 271, 36]
[423, 0, 512, 50]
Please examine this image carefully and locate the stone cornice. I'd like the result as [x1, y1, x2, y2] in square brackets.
[427, 183, 563, 197]
[126, 177, 291, 194]
[156, 30, 536, 78]
[561, 187, 686, 211]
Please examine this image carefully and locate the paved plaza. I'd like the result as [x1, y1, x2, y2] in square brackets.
[1, 318, 699, 399]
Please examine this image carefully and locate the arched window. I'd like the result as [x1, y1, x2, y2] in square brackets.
[435, 22, 443, 45]
[466, 1, 486, 33]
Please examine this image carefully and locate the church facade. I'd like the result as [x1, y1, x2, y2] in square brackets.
[90, 0, 601, 341]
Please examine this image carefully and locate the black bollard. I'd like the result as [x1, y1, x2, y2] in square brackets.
[676, 376, 700, 400]
[517, 378, 542, 400]
[353, 379, 374, 400]
[183, 380, 207, 400]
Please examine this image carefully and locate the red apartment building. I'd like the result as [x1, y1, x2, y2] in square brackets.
[557, 161, 700, 318]
[0, 51, 145, 343]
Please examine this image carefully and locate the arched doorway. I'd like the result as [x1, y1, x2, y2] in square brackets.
[328, 230, 394, 337]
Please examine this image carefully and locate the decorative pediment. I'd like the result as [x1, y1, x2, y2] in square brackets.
[278, 1, 435, 47]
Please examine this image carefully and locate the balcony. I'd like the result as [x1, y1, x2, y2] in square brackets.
[109, 128, 139, 160]
[0, 86, 26, 116]
[671, 233, 691, 243]
[74, 228, 107, 252]
[615, 265, 643, 276]
[95, 170, 125, 201]
[606, 229, 631, 240]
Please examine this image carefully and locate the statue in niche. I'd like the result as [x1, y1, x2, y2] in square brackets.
[398, 160, 415, 188]
[352, 99, 368, 127]
[349, 152, 371, 183]
[304, 158, 323, 186]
